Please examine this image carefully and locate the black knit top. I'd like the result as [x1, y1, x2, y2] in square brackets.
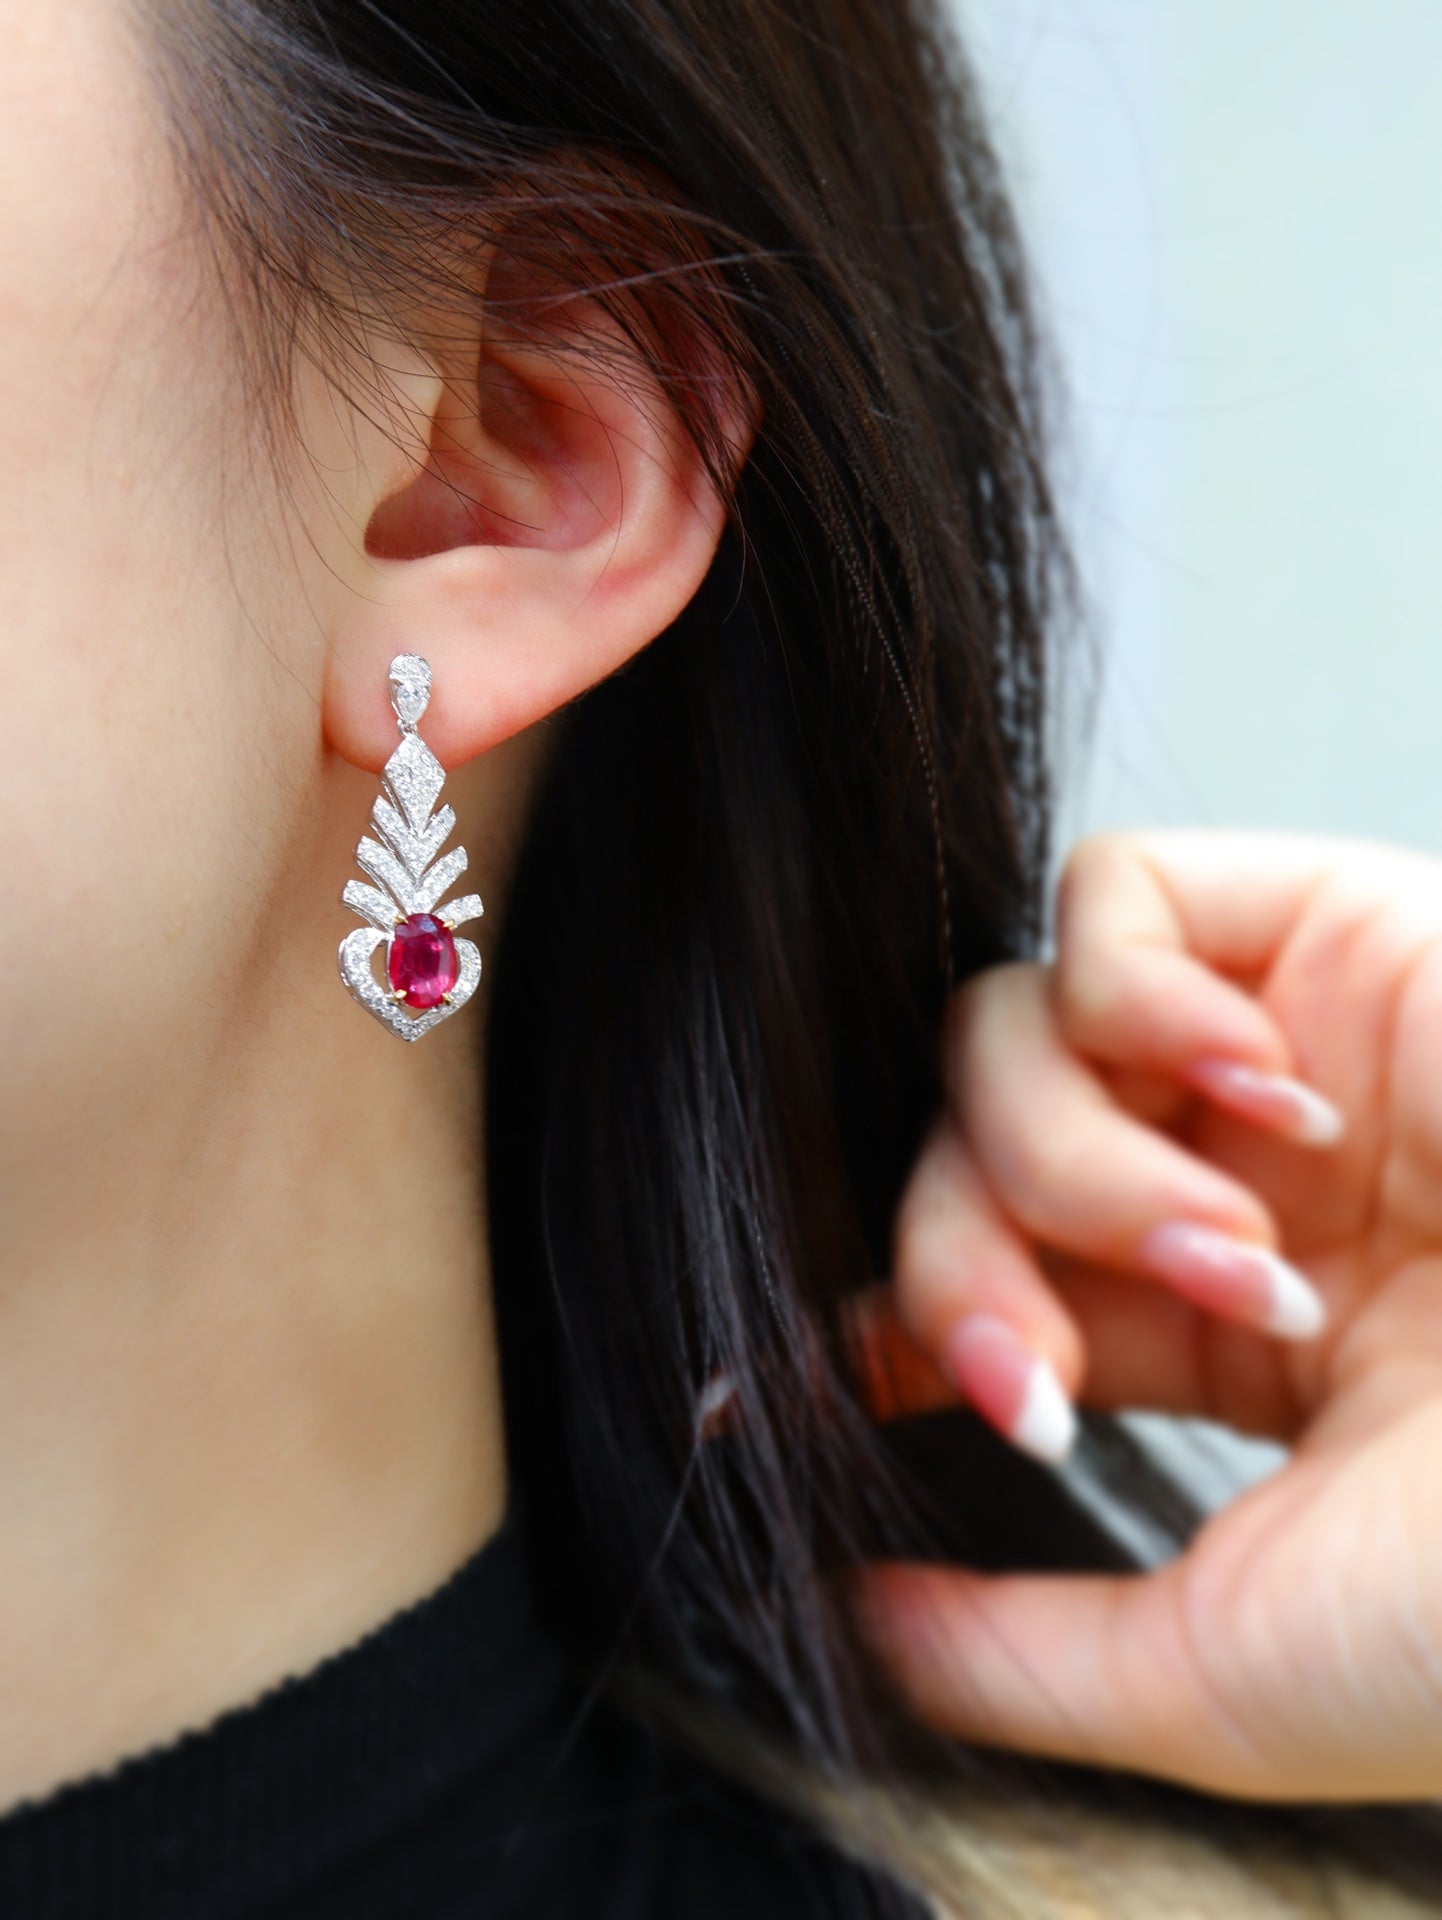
[0, 1499, 923, 1919]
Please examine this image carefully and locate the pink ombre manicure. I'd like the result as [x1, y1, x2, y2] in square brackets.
[939, 1313, 1077, 1464]
[1139, 1221, 1327, 1340]
[1188, 1057, 1344, 1148]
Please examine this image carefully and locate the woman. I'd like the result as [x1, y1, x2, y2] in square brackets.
[2, 0, 1441, 1914]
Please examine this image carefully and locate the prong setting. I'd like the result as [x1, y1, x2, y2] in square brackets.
[338, 653, 483, 1040]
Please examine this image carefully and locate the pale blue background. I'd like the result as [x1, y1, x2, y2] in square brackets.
[946, 4, 1440, 1508]
[956, 0, 1442, 858]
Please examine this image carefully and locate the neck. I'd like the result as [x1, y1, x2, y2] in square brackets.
[0, 752, 518, 1814]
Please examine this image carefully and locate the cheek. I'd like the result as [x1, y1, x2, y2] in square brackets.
[0, 2, 316, 1108]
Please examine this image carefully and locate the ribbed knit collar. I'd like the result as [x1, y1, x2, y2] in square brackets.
[0, 1499, 594, 1920]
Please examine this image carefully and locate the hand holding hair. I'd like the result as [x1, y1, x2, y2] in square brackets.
[853, 830, 1442, 1802]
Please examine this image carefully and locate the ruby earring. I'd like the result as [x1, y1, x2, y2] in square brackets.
[337, 653, 484, 1041]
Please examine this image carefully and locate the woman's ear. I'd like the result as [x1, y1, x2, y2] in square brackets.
[322, 241, 758, 774]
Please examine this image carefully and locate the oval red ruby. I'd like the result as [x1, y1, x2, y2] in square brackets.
[387, 912, 458, 1010]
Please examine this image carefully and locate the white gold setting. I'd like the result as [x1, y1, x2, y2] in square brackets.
[337, 653, 483, 1042]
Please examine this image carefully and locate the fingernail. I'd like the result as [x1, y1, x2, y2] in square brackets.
[939, 1313, 1078, 1465]
[1139, 1221, 1328, 1340]
[1188, 1058, 1344, 1149]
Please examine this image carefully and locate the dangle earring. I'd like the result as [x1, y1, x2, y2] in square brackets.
[337, 653, 484, 1041]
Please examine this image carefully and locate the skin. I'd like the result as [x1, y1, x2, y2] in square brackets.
[0, 0, 744, 1809]
[864, 832, 1442, 1802]
[6, 0, 1439, 1829]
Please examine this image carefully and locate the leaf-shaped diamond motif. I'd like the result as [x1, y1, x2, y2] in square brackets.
[356, 835, 417, 913]
[337, 655, 484, 1040]
[438, 892, 484, 930]
[413, 846, 468, 914]
[384, 732, 446, 832]
[371, 796, 455, 877]
[341, 880, 400, 931]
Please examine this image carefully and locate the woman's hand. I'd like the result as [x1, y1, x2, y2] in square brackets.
[851, 831, 1442, 1802]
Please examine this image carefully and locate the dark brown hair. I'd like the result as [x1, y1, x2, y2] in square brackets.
[141, 1, 1442, 1909]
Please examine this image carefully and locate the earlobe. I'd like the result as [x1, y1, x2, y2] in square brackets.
[323, 259, 756, 776]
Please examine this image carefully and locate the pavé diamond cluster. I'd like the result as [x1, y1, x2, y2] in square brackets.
[337, 653, 484, 1042]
